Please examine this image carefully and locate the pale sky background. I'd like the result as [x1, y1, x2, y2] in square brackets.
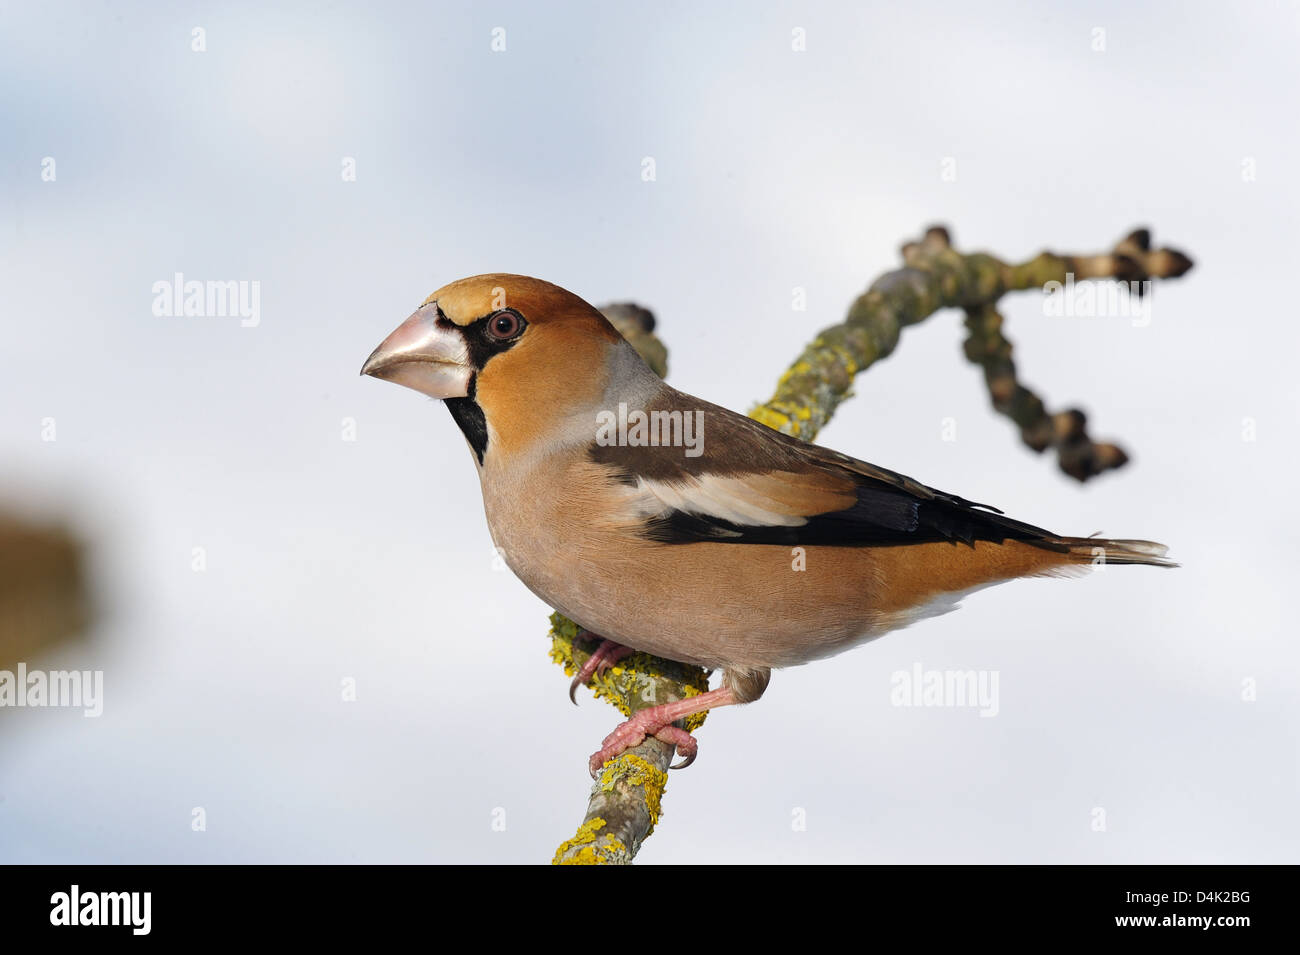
[1, 0, 1296, 863]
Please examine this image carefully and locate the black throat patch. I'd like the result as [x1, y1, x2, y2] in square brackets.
[445, 373, 488, 464]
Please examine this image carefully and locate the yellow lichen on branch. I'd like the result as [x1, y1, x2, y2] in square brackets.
[552, 818, 623, 865]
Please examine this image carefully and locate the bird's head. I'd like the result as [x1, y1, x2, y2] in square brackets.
[362, 274, 647, 463]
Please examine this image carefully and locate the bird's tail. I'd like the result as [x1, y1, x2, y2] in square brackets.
[1038, 535, 1178, 568]
[865, 534, 1176, 620]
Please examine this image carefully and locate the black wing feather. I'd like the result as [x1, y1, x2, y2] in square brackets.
[644, 474, 1062, 549]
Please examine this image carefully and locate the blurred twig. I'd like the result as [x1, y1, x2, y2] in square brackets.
[0, 512, 90, 670]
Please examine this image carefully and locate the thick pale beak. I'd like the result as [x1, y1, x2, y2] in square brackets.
[360, 305, 472, 399]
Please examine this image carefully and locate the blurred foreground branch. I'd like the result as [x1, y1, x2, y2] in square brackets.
[552, 226, 1194, 864]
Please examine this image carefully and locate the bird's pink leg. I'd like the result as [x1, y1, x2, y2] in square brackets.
[568, 634, 636, 704]
[588, 686, 739, 776]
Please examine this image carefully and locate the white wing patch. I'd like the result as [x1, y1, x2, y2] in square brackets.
[633, 474, 811, 528]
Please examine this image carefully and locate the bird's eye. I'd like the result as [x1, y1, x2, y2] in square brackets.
[486, 310, 525, 341]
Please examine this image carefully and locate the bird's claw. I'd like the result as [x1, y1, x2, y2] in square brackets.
[655, 725, 698, 769]
[568, 635, 634, 705]
[587, 715, 699, 776]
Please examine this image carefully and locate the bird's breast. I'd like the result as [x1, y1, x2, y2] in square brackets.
[472, 452, 908, 670]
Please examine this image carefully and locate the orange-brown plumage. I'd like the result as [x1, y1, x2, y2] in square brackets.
[362, 274, 1173, 772]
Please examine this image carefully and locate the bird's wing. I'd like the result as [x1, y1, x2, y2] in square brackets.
[588, 388, 1062, 549]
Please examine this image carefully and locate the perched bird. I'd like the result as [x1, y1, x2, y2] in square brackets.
[362, 275, 1173, 775]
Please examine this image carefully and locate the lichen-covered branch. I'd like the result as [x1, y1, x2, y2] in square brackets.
[551, 225, 1194, 864]
[749, 226, 1192, 480]
[549, 617, 708, 864]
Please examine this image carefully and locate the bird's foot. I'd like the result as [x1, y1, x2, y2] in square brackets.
[587, 720, 699, 776]
[586, 686, 739, 776]
[569, 634, 635, 704]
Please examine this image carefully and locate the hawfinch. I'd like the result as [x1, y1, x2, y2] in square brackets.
[362, 275, 1173, 775]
